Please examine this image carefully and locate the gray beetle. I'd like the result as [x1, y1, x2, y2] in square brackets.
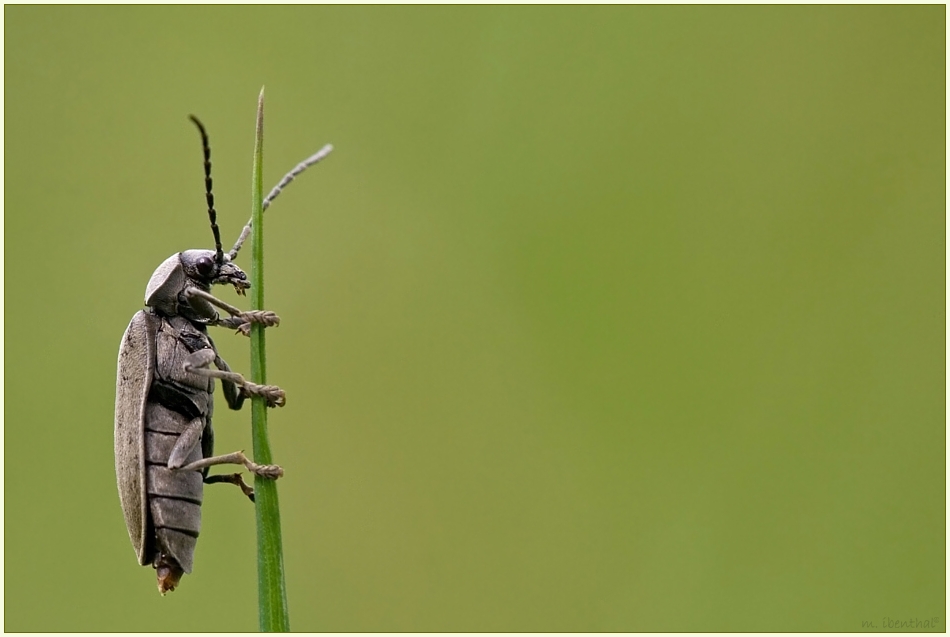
[115, 116, 332, 594]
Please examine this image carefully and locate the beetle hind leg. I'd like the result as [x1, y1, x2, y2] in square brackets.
[205, 472, 256, 502]
[177, 450, 284, 480]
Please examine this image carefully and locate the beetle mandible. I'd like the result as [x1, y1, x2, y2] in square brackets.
[115, 115, 332, 594]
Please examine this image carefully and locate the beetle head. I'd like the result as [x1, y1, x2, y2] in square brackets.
[145, 250, 249, 316]
[180, 249, 249, 293]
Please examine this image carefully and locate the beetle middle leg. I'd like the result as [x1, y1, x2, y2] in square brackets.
[184, 349, 286, 407]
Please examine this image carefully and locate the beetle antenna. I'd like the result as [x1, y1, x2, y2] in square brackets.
[189, 115, 225, 263]
[228, 144, 333, 260]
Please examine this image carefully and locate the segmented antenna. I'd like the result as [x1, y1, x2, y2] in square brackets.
[228, 143, 334, 260]
[188, 115, 225, 263]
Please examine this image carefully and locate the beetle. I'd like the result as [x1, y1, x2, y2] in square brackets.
[115, 116, 332, 594]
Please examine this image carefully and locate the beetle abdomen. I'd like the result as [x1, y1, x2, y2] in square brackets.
[144, 401, 206, 589]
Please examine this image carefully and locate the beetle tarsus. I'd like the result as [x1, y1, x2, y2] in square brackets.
[215, 310, 281, 336]
[249, 462, 284, 479]
[241, 382, 286, 407]
[234, 310, 281, 336]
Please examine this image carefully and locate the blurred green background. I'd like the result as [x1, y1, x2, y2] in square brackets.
[4, 6, 945, 632]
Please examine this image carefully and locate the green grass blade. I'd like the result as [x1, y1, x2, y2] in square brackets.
[249, 87, 290, 632]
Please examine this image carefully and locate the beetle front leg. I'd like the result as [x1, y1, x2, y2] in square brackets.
[184, 349, 286, 407]
[182, 287, 280, 336]
[213, 313, 280, 337]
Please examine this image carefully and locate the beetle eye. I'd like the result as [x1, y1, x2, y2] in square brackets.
[196, 256, 215, 277]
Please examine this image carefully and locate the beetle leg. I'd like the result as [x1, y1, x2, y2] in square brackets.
[160, 419, 258, 501]
[184, 350, 286, 407]
[212, 353, 245, 410]
[176, 450, 284, 480]
[166, 417, 205, 469]
[182, 287, 280, 335]
[212, 312, 280, 336]
[205, 473, 257, 502]
[182, 286, 242, 317]
[168, 415, 256, 500]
